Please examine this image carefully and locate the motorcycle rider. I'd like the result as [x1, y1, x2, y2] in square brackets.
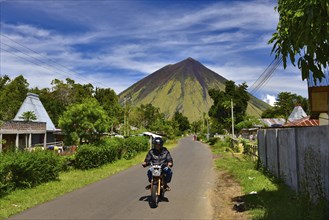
[142, 137, 173, 191]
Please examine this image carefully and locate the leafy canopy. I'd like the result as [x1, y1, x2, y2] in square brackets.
[30, 78, 94, 126]
[19, 111, 37, 122]
[0, 75, 29, 121]
[58, 98, 110, 145]
[269, 0, 329, 81]
[172, 111, 190, 135]
[261, 92, 309, 119]
[208, 80, 250, 133]
[94, 87, 123, 132]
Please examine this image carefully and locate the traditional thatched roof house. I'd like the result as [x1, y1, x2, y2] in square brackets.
[0, 93, 61, 152]
[13, 93, 57, 131]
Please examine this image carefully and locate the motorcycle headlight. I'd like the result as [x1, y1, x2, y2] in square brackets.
[152, 169, 161, 177]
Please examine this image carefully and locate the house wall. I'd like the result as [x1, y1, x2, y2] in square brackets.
[1, 121, 46, 131]
[0, 121, 47, 152]
[258, 125, 329, 201]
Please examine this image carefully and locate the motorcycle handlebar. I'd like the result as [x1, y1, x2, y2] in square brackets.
[143, 162, 173, 168]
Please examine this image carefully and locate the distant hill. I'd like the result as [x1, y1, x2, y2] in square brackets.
[119, 57, 269, 121]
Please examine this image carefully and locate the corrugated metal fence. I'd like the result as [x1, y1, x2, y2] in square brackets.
[258, 126, 329, 201]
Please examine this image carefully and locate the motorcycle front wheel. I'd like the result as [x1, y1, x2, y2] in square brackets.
[151, 183, 159, 206]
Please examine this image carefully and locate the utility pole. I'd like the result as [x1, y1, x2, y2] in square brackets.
[123, 96, 127, 137]
[123, 96, 131, 137]
[206, 117, 210, 141]
[231, 99, 234, 139]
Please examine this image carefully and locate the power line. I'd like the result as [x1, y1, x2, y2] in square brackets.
[0, 47, 63, 75]
[0, 33, 109, 88]
[249, 57, 281, 94]
[1, 34, 77, 76]
[248, 58, 276, 91]
[249, 57, 282, 95]
[1, 42, 73, 79]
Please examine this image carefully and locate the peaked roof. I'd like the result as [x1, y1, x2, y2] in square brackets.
[287, 106, 307, 122]
[14, 93, 57, 131]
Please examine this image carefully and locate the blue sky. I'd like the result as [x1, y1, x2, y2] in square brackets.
[0, 0, 309, 105]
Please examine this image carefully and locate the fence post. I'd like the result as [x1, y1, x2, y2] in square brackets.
[294, 127, 300, 192]
[276, 129, 280, 179]
[257, 129, 267, 169]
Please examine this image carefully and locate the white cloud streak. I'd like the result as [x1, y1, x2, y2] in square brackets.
[1, 0, 307, 99]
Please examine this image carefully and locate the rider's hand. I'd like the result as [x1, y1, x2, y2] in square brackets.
[142, 162, 147, 167]
[168, 162, 173, 167]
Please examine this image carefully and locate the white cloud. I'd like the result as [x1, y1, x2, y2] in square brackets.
[1, 0, 295, 98]
[262, 94, 276, 106]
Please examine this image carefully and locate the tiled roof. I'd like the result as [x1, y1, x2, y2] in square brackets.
[284, 116, 319, 127]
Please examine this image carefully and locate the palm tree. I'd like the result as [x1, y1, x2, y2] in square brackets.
[19, 111, 37, 122]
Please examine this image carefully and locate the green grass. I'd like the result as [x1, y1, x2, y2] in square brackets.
[0, 141, 177, 219]
[212, 144, 329, 220]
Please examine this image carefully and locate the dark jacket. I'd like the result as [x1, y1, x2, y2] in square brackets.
[144, 147, 173, 166]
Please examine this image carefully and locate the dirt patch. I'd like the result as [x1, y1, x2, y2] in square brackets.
[211, 170, 250, 219]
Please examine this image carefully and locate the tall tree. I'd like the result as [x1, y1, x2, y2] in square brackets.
[269, 0, 329, 81]
[172, 111, 190, 135]
[50, 78, 93, 106]
[58, 98, 109, 145]
[208, 80, 250, 133]
[94, 88, 123, 132]
[30, 87, 62, 127]
[262, 92, 309, 119]
[19, 111, 37, 122]
[135, 103, 161, 129]
[0, 75, 29, 121]
[0, 75, 10, 91]
[31, 78, 94, 126]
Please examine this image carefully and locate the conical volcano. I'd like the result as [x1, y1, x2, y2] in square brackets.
[119, 57, 268, 121]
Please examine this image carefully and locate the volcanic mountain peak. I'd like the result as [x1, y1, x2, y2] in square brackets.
[119, 58, 269, 121]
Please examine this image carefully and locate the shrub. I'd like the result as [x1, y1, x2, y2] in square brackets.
[59, 154, 76, 171]
[9, 151, 61, 188]
[0, 151, 61, 196]
[123, 136, 148, 160]
[74, 136, 149, 170]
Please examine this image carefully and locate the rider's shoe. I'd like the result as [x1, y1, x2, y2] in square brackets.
[164, 184, 171, 191]
[145, 184, 151, 190]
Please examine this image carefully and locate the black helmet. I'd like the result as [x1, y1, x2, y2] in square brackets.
[152, 137, 163, 147]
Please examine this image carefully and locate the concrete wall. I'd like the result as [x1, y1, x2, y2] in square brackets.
[266, 129, 279, 177]
[258, 130, 266, 166]
[277, 128, 298, 191]
[258, 125, 329, 201]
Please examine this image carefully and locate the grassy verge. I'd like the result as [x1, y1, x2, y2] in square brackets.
[0, 141, 177, 219]
[212, 144, 328, 219]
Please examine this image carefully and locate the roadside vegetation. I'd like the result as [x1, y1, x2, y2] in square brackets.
[0, 139, 177, 219]
[209, 137, 328, 219]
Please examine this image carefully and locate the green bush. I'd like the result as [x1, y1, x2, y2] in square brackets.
[0, 155, 14, 196]
[59, 154, 76, 171]
[74, 145, 102, 169]
[0, 151, 61, 196]
[123, 136, 148, 160]
[100, 138, 125, 160]
[74, 136, 149, 170]
[207, 137, 219, 145]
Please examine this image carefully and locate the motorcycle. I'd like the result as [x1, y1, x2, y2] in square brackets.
[149, 163, 165, 206]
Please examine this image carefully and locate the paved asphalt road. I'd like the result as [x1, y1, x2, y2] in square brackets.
[11, 137, 215, 219]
